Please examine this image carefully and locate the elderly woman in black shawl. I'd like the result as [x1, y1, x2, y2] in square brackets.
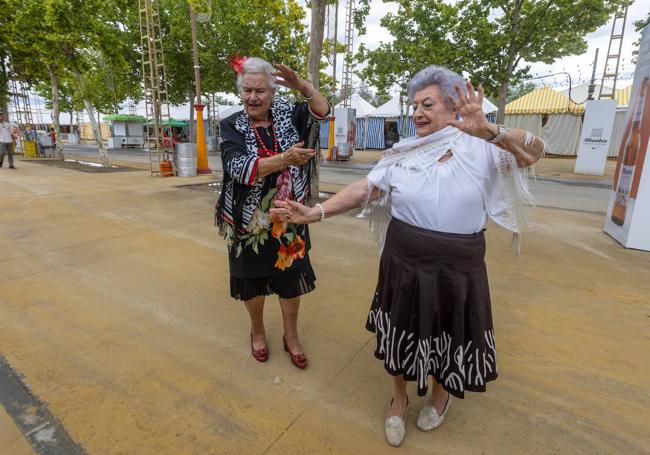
[215, 57, 329, 369]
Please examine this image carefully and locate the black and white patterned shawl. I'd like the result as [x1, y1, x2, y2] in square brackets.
[217, 96, 315, 234]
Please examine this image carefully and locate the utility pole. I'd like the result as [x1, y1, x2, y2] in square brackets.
[587, 48, 599, 101]
[327, 1, 339, 161]
[190, 5, 211, 174]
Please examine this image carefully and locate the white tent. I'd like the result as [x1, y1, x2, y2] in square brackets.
[371, 94, 498, 117]
[371, 95, 403, 117]
[334, 94, 376, 117]
[557, 83, 614, 105]
[482, 98, 498, 114]
[100, 100, 237, 122]
[217, 105, 244, 119]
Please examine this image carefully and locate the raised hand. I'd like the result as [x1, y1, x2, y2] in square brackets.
[446, 81, 490, 138]
[271, 200, 320, 225]
[272, 63, 309, 93]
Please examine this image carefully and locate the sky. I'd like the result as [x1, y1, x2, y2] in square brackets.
[18, 0, 650, 123]
[318, 0, 649, 96]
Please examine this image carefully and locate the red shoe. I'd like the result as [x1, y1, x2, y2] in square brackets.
[283, 336, 308, 369]
[250, 333, 268, 362]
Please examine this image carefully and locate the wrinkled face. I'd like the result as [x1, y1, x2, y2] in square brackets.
[241, 73, 273, 122]
[412, 85, 455, 137]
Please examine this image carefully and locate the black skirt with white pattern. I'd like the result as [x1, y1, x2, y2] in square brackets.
[366, 218, 498, 398]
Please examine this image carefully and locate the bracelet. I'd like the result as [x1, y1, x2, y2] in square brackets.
[488, 124, 507, 144]
[302, 84, 315, 100]
[315, 203, 325, 222]
[280, 153, 285, 169]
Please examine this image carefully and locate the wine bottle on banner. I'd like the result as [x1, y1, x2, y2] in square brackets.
[612, 77, 648, 226]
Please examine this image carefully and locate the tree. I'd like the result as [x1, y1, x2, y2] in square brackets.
[307, 0, 327, 90]
[9, 0, 69, 159]
[5, 0, 141, 163]
[357, 83, 387, 107]
[0, 4, 14, 117]
[59, 0, 141, 164]
[507, 81, 536, 103]
[632, 10, 650, 64]
[355, 1, 465, 100]
[159, 0, 308, 139]
[355, 0, 627, 122]
[459, 0, 627, 122]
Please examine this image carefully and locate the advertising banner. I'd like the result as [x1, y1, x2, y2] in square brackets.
[575, 99, 618, 175]
[333, 108, 356, 160]
[604, 24, 650, 251]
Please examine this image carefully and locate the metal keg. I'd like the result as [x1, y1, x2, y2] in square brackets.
[174, 143, 197, 177]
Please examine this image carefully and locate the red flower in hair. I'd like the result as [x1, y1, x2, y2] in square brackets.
[229, 53, 248, 73]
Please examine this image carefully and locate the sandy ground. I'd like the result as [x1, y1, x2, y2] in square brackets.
[0, 160, 648, 454]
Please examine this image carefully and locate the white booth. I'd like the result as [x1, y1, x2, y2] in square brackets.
[103, 114, 146, 148]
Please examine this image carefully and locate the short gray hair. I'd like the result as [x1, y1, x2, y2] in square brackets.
[407, 65, 466, 108]
[236, 57, 279, 94]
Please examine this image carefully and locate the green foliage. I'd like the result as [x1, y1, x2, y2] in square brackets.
[355, 0, 626, 112]
[632, 10, 650, 64]
[507, 81, 536, 103]
[2, 0, 309, 115]
[162, 0, 309, 103]
[355, 1, 466, 96]
[5, 0, 141, 113]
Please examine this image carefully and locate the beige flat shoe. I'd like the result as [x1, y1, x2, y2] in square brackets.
[416, 393, 450, 431]
[384, 397, 409, 447]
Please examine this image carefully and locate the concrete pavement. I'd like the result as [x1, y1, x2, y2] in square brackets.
[0, 158, 648, 454]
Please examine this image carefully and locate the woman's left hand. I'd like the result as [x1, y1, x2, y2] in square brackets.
[272, 63, 311, 94]
[446, 81, 491, 139]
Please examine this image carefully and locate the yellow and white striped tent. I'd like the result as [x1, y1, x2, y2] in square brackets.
[505, 86, 585, 114]
[616, 84, 631, 108]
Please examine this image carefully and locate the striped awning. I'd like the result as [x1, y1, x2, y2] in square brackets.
[505, 86, 584, 114]
[616, 85, 631, 108]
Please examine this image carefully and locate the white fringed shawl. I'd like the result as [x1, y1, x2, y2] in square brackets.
[362, 126, 534, 255]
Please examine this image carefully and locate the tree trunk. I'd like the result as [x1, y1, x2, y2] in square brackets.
[307, 0, 327, 90]
[48, 65, 64, 160]
[188, 92, 195, 142]
[497, 0, 523, 124]
[0, 53, 8, 118]
[496, 81, 508, 124]
[73, 70, 109, 165]
[82, 99, 109, 165]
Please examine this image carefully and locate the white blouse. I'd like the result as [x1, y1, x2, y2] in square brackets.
[368, 129, 502, 234]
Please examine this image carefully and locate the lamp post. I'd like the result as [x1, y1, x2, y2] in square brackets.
[190, 5, 211, 174]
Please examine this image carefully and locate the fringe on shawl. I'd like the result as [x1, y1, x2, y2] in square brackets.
[361, 131, 543, 256]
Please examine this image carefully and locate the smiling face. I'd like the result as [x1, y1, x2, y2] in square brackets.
[241, 73, 273, 122]
[412, 85, 455, 137]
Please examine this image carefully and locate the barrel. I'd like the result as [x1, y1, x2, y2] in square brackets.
[174, 143, 197, 177]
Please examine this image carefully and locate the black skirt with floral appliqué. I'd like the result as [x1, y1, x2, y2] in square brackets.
[223, 184, 315, 301]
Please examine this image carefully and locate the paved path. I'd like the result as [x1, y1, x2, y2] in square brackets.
[1, 155, 647, 454]
[62, 144, 613, 214]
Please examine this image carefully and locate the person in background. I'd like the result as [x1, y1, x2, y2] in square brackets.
[0, 111, 18, 169]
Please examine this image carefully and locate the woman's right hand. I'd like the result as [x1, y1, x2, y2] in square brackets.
[282, 141, 316, 166]
[271, 200, 320, 224]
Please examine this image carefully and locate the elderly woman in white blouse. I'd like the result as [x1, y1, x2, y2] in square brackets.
[271, 65, 544, 447]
